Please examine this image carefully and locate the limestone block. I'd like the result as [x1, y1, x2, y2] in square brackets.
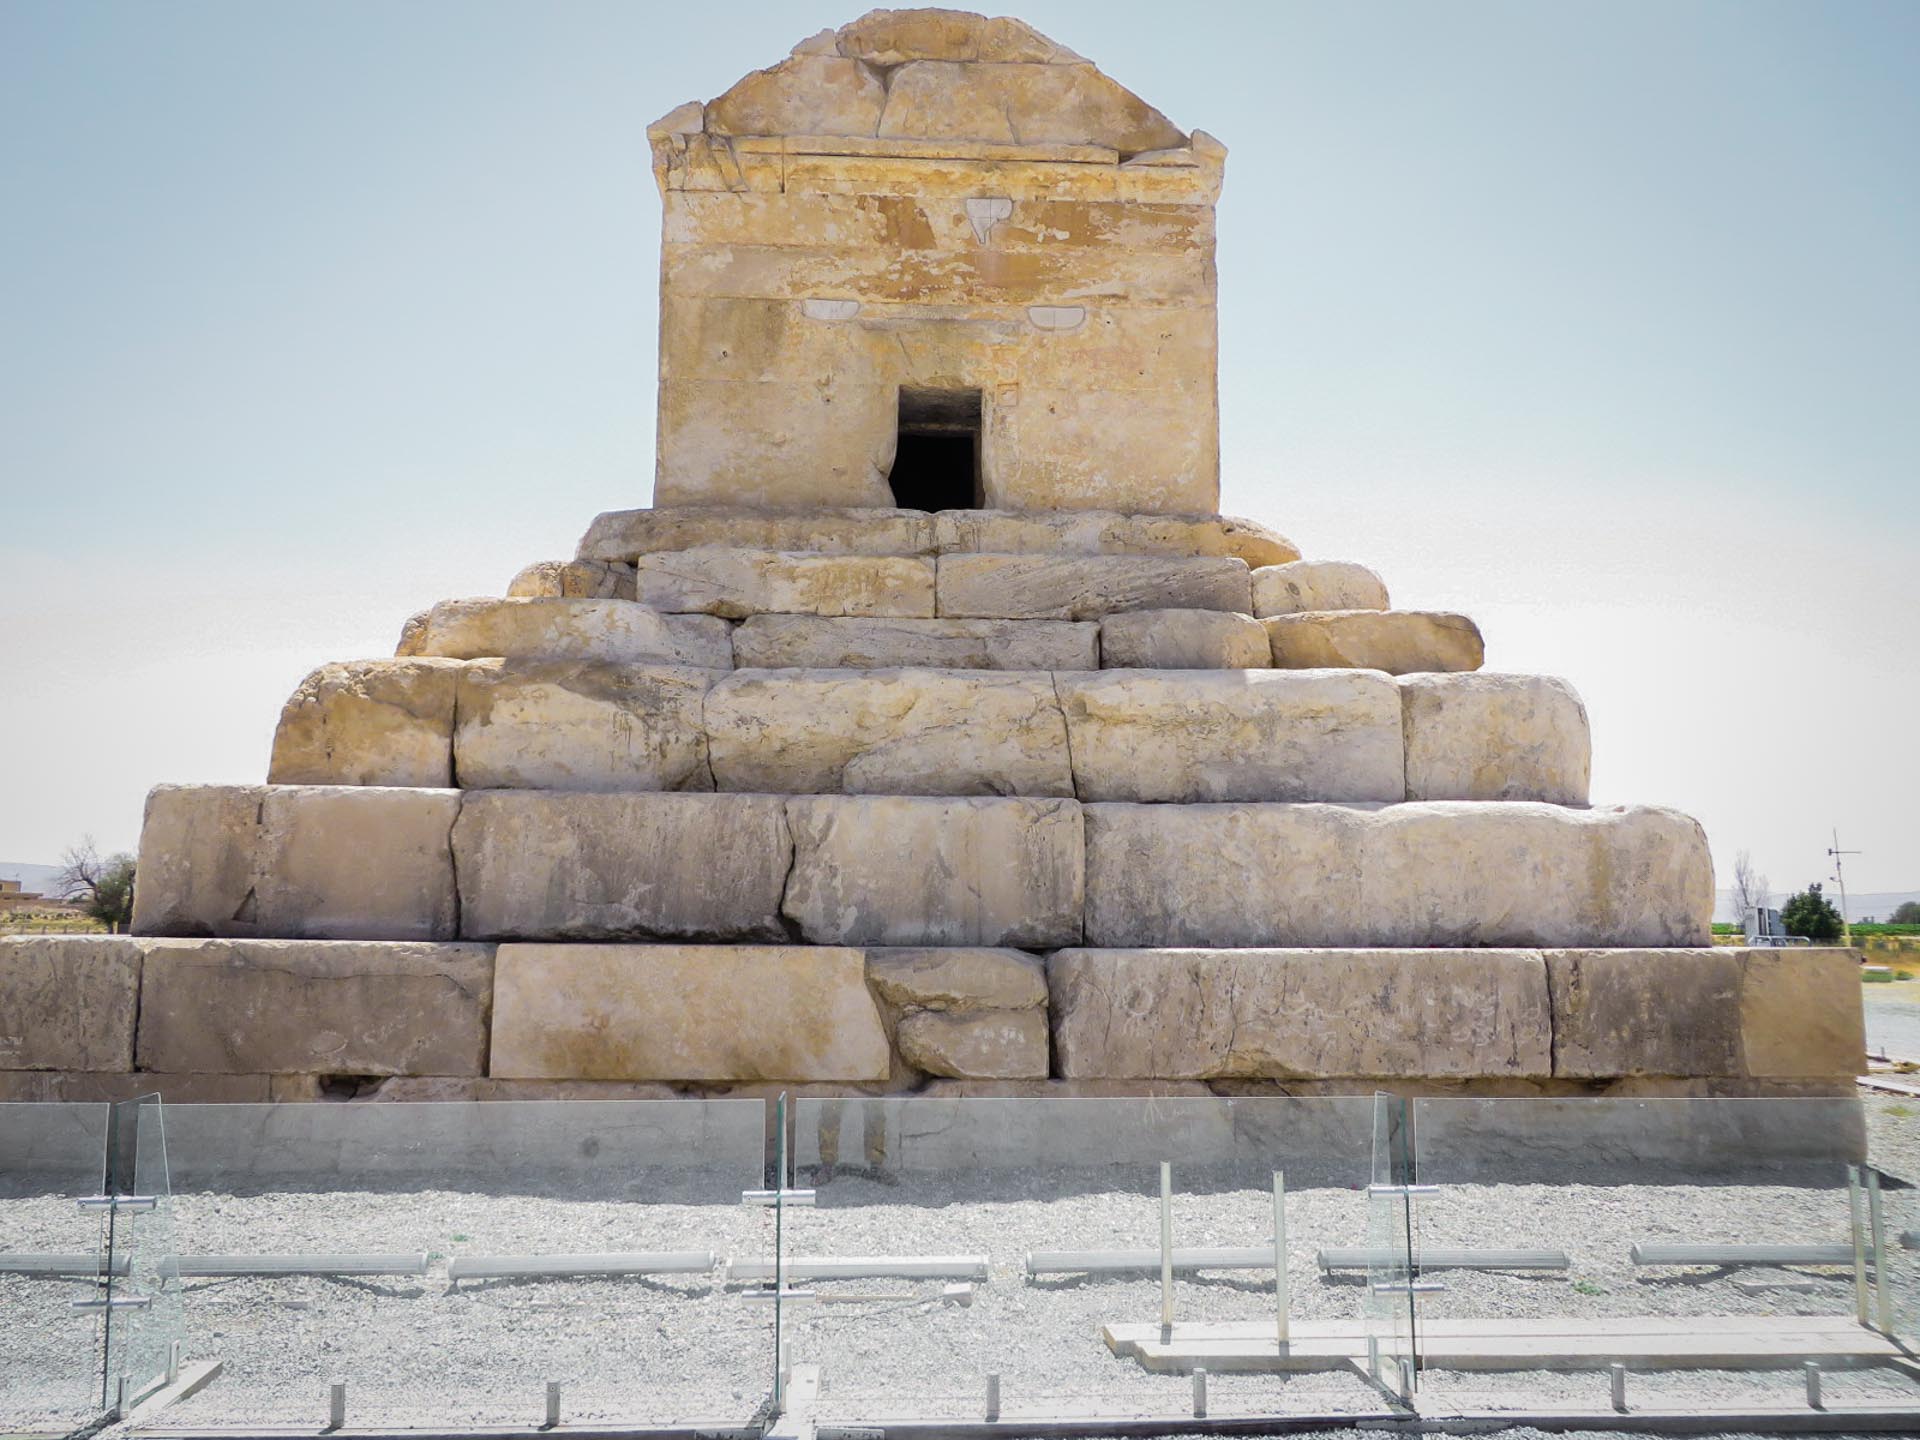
[1266, 611, 1485, 674]
[132, 783, 263, 937]
[135, 939, 493, 1076]
[453, 660, 716, 792]
[453, 791, 793, 942]
[1251, 560, 1389, 617]
[733, 615, 1098, 670]
[397, 597, 731, 668]
[1048, 949, 1552, 1080]
[836, 11, 1084, 66]
[255, 787, 462, 940]
[932, 510, 1298, 568]
[865, 947, 1049, 1012]
[1098, 609, 1270, 669]
[783, 796, 1083, 947]
[1739, 947, 1867, 1078]
[704, 668, 1071, 796]
[937, 554, 1250, 620]
[490, 944, 890, 1082]
[1546, 949, 1743, 1078]
[635, 549, 936, 619]
[895, 1009, 1049, 1080]
[655, 378, 898, 510]
[1057, 670, 1404, 803]
[506, 560, 635, 601]
[1401, 673, 1591, 804]
[705, 54, 887, 138]
[1083, 802, 1713, 948]
[578, 506, 937, 562]
[982, 386, 1220, 515]
[268, 658, 463, 787]
[0, 937, 141, 1071]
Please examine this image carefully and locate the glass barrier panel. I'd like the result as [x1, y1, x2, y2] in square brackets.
[1409, 1096, 1920, 1416]
[787, 1095, 1393, 1426]
[0, 1102, 110, 1434]
[104, 1095, 186, 1413]
[1362, 1093, 1417, 1404]
[131, 1100, 771, 1430]
[1866, 1090, 1920, 1350]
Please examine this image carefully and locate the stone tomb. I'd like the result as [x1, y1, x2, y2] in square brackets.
[3, 9, 1863, 1101]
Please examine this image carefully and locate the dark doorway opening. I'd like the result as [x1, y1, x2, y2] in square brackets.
[888, 387, 982, 511]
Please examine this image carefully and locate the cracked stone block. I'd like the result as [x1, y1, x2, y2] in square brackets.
[578, 506, 938, 561]
[397, 597, 731, 668]
[0, 937, 142, 1071]
[506, 560, 636, 600]
[1265, 611, 1484, 674]
[933, 510, 1297, 567]
[1250, 560, 1389, 617]
[268, 658, 464, 787]
[1401, 673, 1591, 805]
[937, 554, 1251, 620]
[453, 791, 793, 942]
[135, 939, 494, 1076]
[1546, 949, 1743, 1078]
[635, 550, 937, 619]
[490, 943, 890, 1082]
[1098, 608, 1270, 669]
[732, 615, 1098, 670]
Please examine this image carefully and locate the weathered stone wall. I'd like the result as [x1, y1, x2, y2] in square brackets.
[648, 15, 1226, 513]
[0, 934, 1865, 1099]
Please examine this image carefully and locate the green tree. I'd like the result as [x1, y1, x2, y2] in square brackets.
[1780, 882, 1844, 942]
[1891, 901, 1920, 925]
[54, 838, 136, 932]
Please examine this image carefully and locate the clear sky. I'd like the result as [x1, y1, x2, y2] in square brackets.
[2, 0, 1914, 903]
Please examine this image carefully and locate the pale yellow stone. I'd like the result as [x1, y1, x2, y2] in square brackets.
[254, 787, 461, 941]
[865, 947, 1049, 1012]
[1098, 609, 1269, 668]
[452, 660, 716, 792]
[732, 615, 1098, 670]
[1739, 947, 1867, 1078]
[1250, 560, 1389, 617]
[1083, 802, 1713, 948]
[268, 658, 463, 787]
[1048, 949, 1552, 1080]
[706, 54, 886, 138]
[578, 506, 937, 561]
[132, 784, 263, 937]
[937, 554, 1250, 620]
[1401, 673, 1591, 804]
[704, 667, 1070, 796]
[1546, 949, 1743, 1078]
[0, 937, 142, 1071]
[1265, 611, 1485, 674]
[895, 1009, 1049, 1080]
[490, 944, 890, 1082]
[1057, 670, 1403, 803]
[506, 560, 635, 600]
[783, 795, 1083, 947]
[634, 549, 936, 618]
[452, 792, 793, 943]
[135, 939, 493, 1076]
[397, 597, 731, 667]
[933, 510, 1296, 566]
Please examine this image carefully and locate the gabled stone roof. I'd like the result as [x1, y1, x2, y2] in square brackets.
[660, 7, 1189, 158]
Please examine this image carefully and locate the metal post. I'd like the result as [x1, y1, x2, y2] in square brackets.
[545, 1380, 561, 1427]
[984, 1373, 1000, 1422]
[1868, 1167, 1893, 1334]
[1367, 1334, 1380, 1382]
[1610, 1363, 1628, 1413]
[329, 1381, 347, 1429]
[1158, 1161, 1174, 1332]
[1273, 1170, 1290, 1346]
[1804, 1360, 1823, 1411]
[1849, 1165, 1871, 1325]
[1191, 1368, 1207, 1419]
[168, 1338, 181, 1386]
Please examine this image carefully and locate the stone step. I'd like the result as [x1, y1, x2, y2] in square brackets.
[4, 936, 1861, 1090]
[1265, 609, 1485, 674]
[629, 548, 1258, 622]
[397, 597, 730, 667]
[733, 614, 1098, 670]
[1250, 559, 1389, 617]
[577, 505, 1298, 567]
[269, 663, 1589, 805]
[132, 788, 1709, 950]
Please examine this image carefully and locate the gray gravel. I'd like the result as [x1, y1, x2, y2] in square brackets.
[6, 1097, 1920, 1430]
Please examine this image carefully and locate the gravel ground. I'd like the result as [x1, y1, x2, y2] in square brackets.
[6, 1097, 1920, 1432]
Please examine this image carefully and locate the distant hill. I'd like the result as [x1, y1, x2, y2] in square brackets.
[1718, 889, 1920, 924]
[0, 862, 65, 898]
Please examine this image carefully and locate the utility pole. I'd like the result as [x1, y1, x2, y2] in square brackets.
[1829, 830, 1861, 949]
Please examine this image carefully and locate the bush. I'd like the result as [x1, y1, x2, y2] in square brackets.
[1780, 883, 1844, 943]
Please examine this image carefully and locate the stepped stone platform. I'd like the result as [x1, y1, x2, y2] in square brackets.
[11, 9, 1862, 1103]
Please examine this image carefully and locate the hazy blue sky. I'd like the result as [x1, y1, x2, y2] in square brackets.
[2, 1, 1914, 903]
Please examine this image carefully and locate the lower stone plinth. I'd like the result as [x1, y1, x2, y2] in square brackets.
[0, 936, 141, 1071]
